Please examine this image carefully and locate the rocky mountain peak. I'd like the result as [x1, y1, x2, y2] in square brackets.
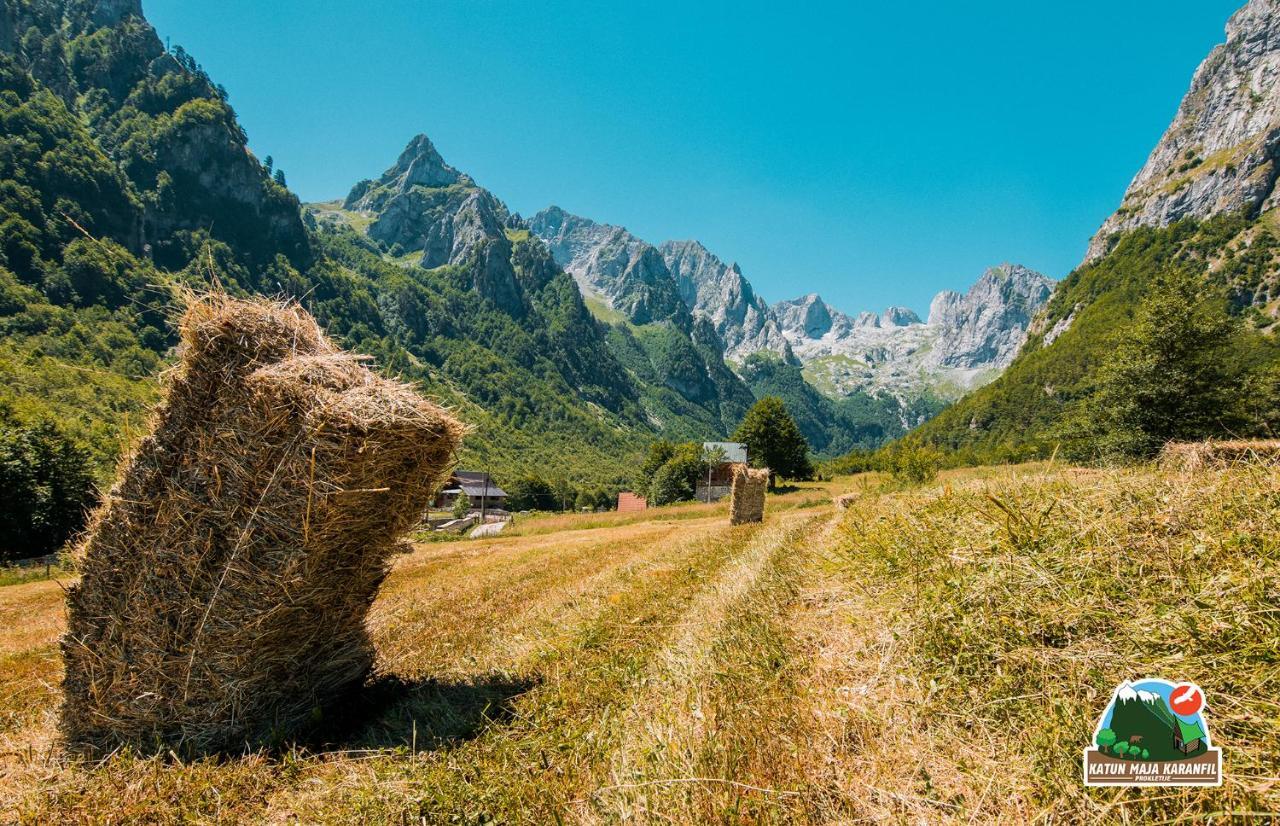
[882, 306, 922, 327]
[323, 135, 525, 315]
[382, 133, 462, 192]
[774, 294, 836, 339]
[1086, 0, 1280, 261]
[655, 239, 790, 359]
[928, 263, 1054, 368]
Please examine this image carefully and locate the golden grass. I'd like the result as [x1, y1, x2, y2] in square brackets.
[815, 461, 1280, 822]
[1159, 438, 1280, 472]
[0, 467, 1275, 822]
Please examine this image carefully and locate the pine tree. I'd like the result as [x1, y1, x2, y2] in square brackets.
[733, 396, 813, 488]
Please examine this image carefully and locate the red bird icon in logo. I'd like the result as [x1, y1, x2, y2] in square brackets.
[1169, 682, 1204, 717]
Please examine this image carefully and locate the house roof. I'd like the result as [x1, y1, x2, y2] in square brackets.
[460, 481, 507, 497]
[1177, 719, 1205, 742]
[451, 471, 507, 498]
[703, 441, 747, 464]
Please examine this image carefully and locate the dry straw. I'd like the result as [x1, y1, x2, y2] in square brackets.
[729, 464, 768, 525]
[60, 294, 465, 755]
[1157, 438, 1280, 472]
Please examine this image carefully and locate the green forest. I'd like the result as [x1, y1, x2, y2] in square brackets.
[0, 1, 894, 559]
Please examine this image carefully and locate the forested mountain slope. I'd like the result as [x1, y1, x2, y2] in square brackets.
[911, 215, 1280, 460]
[309, 136, 761, 442]
[909, 0, 1280, 461]
[0, 0, 769, 490]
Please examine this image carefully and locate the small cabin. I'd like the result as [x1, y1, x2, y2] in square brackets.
[433, 471, 508, 514]
[1174, 719, 1205, 754]
[696, 442, 749, 502]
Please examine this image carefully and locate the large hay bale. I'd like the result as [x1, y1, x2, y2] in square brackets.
[729, 464, 768, 525]
[1158, 439, 1280, 473]
[60, 294, 464, 755]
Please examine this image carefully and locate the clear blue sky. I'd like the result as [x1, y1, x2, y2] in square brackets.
[145, 0, 1242, 316]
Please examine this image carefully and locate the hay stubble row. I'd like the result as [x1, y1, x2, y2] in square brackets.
[1, 464, 1275, 823]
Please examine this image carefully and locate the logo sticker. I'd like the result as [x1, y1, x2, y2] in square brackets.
[1083, 679, 1222, 787]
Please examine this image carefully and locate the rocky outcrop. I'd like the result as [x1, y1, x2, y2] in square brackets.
[658, 240, 791, 360]
[883, 306, 922, 327]
[91, 0, 142, 27]
[775, 264, 1053, 400]
[774, 294, 840, 339]
[345, 135, 462, 210]
[926, 264, 1054, 368]
[1087, 0, 1280, 260]
[341, 135, 523, 315]
[529, 207, 691, 328]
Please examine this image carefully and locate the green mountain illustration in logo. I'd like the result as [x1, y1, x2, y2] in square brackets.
[1096, 681, 1208, 761]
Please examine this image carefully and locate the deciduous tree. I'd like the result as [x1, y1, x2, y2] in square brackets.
[733, 396, 813, 488]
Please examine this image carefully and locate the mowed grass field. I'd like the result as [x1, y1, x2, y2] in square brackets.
[0, 465, 1277, 823]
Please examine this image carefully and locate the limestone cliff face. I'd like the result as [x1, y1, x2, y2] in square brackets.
[926, 264, 1054, 368]
[774, 264, 1053, 400]
[340, 135, 524, 315]
[528, 207, 692, 328]
[1087, 0, 1280, 260]
[658, 240, 791, 360]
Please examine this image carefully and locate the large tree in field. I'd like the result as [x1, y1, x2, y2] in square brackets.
[1079, 268, 1237, 460]
[733, 396, 813, 488]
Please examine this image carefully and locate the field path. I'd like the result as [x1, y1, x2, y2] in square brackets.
[7, 466, 1271, 823]
[0, 484, 854, 824]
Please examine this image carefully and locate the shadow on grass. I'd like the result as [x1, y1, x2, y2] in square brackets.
[310, 673, 539, 753]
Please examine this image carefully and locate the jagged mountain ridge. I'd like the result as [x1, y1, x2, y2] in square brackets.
[657, 239, 792, 360]
[320, 139, 916, 453]
[528, 206, 1052, 403]
[526, 206, 693, 329]
[311, 135, 759, 439]
[774, 265, 1054, 401]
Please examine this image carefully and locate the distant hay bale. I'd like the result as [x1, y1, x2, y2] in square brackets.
[729, 464, 768, 525]
[60, 294, 464, 755]
[1158, 439, 1280, 473]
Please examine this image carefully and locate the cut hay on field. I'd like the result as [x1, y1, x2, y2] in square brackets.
[60, 294, 464, 755]
[1158, 439, 1280, 472]
[729, 464, 768, 525]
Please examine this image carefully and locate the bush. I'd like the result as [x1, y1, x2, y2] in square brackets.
[0, 418, 97, 560]
[505, 474, 556, 511]
[881, 442, 942, 486]
[648, 444, 704, 506]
